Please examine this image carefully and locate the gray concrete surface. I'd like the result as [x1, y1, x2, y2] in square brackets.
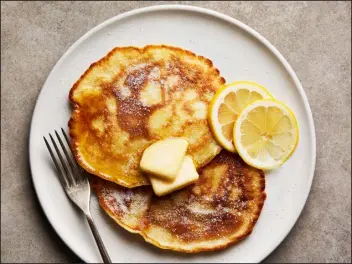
[1, 1, 351, 263]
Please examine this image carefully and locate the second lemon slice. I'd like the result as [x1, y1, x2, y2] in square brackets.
[234, 99, 299, 169]
[208, 81, 273, 152]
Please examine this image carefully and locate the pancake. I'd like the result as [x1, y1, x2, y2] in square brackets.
[93, 151, 266, 252]
[69, 45, 225, 187]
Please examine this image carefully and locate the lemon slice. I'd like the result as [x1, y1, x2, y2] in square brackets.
[234, 99, 299, 169]
[208, 81, 273, 152]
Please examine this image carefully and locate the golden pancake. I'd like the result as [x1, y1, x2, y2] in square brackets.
[93, 151, 266, 252]
[69, 45, 225, 187]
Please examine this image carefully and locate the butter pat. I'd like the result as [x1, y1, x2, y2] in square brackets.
[140, 138, 189, 180]
[150, 156, 199, 196]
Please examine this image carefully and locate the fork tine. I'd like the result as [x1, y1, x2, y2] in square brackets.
[60, 128, 85, 174]
[55, 130, 84, 182]
[49, 133, 75, 186]
[43, 136, 69, 187]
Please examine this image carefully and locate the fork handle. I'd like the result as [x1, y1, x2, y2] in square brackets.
[86, 213, 112, 263]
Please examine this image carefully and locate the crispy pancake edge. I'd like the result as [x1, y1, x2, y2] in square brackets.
[68, 45, 225, 188]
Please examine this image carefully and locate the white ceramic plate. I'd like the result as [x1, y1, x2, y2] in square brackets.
[29, 5, 316, 263]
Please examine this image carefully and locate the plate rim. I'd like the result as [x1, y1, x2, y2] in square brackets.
[29, 4, 316, 263]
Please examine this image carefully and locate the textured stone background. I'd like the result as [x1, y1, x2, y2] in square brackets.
[1, 1, 351, 263]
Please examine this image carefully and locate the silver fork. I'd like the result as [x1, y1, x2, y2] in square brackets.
[44, 128, 112, 263]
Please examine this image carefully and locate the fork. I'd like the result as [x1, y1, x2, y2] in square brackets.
[43, 128, 112, 263]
